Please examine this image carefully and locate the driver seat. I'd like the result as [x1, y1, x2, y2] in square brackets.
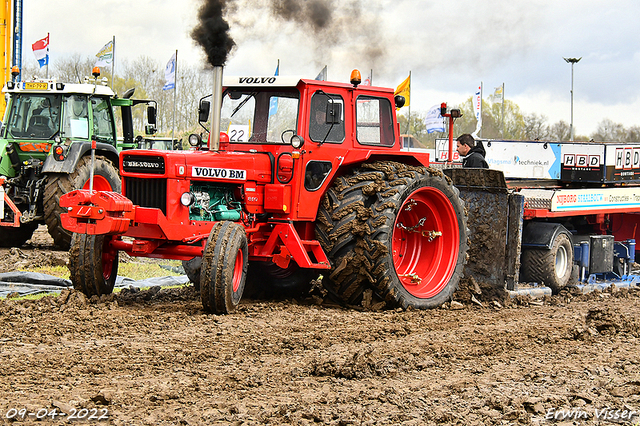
[27, 115, 53, 137]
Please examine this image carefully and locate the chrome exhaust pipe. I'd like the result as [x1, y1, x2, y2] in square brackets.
[210, 66, 223, 151]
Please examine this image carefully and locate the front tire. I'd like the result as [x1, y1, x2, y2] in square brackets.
[44, 155, 120, 250]
[200, 222, 248, 314]
[69, 233, 119, 297]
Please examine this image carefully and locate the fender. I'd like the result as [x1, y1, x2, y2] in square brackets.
[42, 142, 120, 173]
[522, 222, 572, 250]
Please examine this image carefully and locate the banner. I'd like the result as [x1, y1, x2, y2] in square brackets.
[95, 40, 114, 67]
[32, 35, 49, 68]
[472, 84, 482, 138]
[162, 53, 177, 91]
[394, 74, 411, 108]
[269, 62, 279, 116]
[363, 70, 372, 86]
[425, 104, 445, 133]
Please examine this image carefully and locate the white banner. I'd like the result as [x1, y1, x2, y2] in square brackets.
[472, 84, 482, 138]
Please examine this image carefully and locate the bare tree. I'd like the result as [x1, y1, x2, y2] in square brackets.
[548, 120, 570, 141]
[591, 118, 625, 142]
[624, 126, 640, 142]
[523, 113, 549, 140]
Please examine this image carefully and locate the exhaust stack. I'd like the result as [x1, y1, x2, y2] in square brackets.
[210, 66, 224, 151]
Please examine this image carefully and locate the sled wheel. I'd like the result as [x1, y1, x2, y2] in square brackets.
[182, 257, 202, 290]
[44, 155, 120, 250]
[365, 162, 468, 309]
[69, 233, 119, 297]
[0, 223, 38, 248]
[200, 222, 248, 314]
[521, 233, 573, 293]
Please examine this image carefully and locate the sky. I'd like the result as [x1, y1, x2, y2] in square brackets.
[21, 0, 640, 137]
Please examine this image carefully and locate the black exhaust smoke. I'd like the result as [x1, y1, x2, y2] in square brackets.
[192, 0, 236, 150]
[191, 0, 235, 67]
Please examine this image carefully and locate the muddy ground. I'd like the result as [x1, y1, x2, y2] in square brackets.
[1, 227, 640, 425]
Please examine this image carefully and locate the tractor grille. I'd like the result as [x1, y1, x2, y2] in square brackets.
[124, 177, 167, 214]
[122, 154, 165, 174]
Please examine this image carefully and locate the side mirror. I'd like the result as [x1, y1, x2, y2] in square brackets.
[147, 105, 157, 125]
[395, 95, 406, 109]
[198, 100, 210, 123]
[326, 103, 342, 124]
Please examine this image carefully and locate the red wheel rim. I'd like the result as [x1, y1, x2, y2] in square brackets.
[101, 237, 117, 280]
[392, 187, 460, 299]
[82, 175, 112, 191]
[232, 248, 244, 292]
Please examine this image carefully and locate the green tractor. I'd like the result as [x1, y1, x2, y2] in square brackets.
[0, 72, 160, 249]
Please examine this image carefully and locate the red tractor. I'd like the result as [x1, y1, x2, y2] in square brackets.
[61, 69, 468, 313]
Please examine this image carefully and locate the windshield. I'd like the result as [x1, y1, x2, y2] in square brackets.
[5, 94, 62, 139]
[220, 89, 299, 144]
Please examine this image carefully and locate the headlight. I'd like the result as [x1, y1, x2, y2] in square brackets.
[188, 134, 201, 147]
[180, 192, 195, 206]
[291, 135, 304, 149]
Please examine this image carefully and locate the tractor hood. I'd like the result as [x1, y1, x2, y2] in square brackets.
[120, 149, 273, 184]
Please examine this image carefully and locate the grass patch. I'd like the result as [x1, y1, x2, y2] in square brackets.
[16, 260, 183, 281]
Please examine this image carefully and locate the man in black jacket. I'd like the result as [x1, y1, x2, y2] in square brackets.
[456, 134, 489, 168]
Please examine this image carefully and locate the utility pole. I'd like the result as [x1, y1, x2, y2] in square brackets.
[563, 57, 581, 141]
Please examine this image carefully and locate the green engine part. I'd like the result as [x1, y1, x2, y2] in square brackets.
[188, 183, 241, 222]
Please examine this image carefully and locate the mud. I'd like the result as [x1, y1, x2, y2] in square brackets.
[1, 226, 640, 424]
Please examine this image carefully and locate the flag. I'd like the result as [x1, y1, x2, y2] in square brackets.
[269, 62, 280, 116]
[394, 74, 410, 109]
[95, 40, 114, 67]
[32, 35, 49, 68]
[162, 53, 177, 91]
[492, 85, 503, 103]
[472, 84, 482, 138]
[315, 65, 327, 81]
[425, 104, 445, 133]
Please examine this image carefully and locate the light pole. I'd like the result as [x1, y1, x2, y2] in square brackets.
[563, 57, 581, 141]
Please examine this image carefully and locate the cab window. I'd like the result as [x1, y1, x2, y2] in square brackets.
[62, 95, 89, 139]
[221, 89, 299, 144]
[356, 96, 395, 146]
[91, 97, 116, 142]
[309, 93, 345, 143]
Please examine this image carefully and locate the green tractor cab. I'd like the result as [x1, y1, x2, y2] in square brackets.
[0, 76, 159, 248]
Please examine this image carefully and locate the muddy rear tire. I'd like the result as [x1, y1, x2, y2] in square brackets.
[520, 233, 573, 292]
[316, 161, 467, 309]
[316, 166, 387, 305]
[44, 155, 120, 250]
[200, 222, 248, 314]
[0, 223, 38, 247]
[69, 233, 119, 297]
[364, 163, 468, 309]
